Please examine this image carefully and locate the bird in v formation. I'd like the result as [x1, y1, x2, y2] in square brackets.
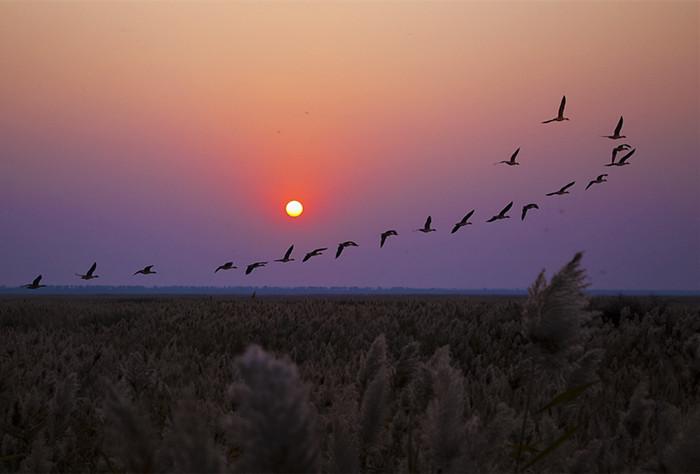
[22, 96, 637, 287]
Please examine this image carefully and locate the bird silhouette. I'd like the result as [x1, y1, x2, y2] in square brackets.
[546, 181, 575, 196]
[133, 265, 156, 275]
[303, 248, 327, 262]
[275, 245, 295, 263]
[245, 261, 267, 275]
[23, 275, 46, 289]
[486, 202, 513, 222]
[586, 174, 608, 190]
[603, 116, 626, 139]
[542, 96, 569, 123]
[336, 241, 359, 258]
[76, 262, 99, 280]
[606, 148, 636, 167]
[521, 204, 539, 221]
[380, 230, 398, 248]
[610, 144, 631, 165]
[451, 210, 475, 233]
[499, 148, 521, 166]
[417, 216, 436, 233]
[215, 261, 237, 273]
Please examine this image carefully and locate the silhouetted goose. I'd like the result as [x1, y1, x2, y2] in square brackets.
[23, 275, 46, 289]
[336, 241, 359, 258]
[451, 210, 475, 233]
[133, 265, 156, 275]
[215, 262, 237, 273]
[380, 230, 398, 248]
[303, 248, 327, 262]
[417, 216, 436, 233]
[245, 261, 267, 275]
[603, 116, 626, 139]
[542, 96, 569, 123]
[486, 202, 513, 222]
[275, 245, 295, 263]
[499, 148, 520, 166]
[546, 181, 575, 196]
[606, 148, 636, 167]
[521, 204, 539, 221]
[76, 262, 99, 280]
[586, 174, 608, 190]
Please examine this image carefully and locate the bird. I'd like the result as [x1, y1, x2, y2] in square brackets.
[23, 275, 46, 289]
[245, 261, 267, 275]
[521, 203, 539, 221]
[608, 144, 631, 165]
[542, 96, 570, 123]
[546, 181, 575, 196]
[215, 261, 237, 273]
[417, 216, 436, 233]
[606, 148, 636, 167]
[380, 230, 398, 248]
[336, 241, 359, 258]
[275, 245, 295, 263]
[76, 262, 99, 280]
[303, 248, 327, 262]
[499, 148, 521, 166]
[603, 116, 626, 139]
[486, 202, 513, 222]
[133, 265, 156, 275]
[451, 210, 475, 233]
[586, 174, 608, 190]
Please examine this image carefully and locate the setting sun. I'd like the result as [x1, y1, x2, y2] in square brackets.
[285, 200, 303, 218]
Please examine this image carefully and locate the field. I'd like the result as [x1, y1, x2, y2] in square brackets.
[1, 259, 699, 473]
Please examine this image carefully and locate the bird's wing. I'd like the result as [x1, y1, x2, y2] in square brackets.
[451, 224, 460, 234]
[611, 147, 620, 163]
[558, 95, 566, 117]
[614, 116, 623, 135]
[336, 245, 343, 258]
[215, 266, 223, 273]
[284, 245, 294, 259]
[302, 253, 311, 262]
[33, 275, 42, 286]
[245, 265, 253, 274]
[88, 262, 97, 275]
[145, 265, 153, 272]
[511, 148, 520, 163]
[562, 181, 576, 191]
[521, 207, 527, 220]
[465, 209, 475, 221]
[425, 216, 432, 228]
[598, 174, 607, 180]
[546, 191, 556, 196]
[541, 118, 556, 124]
[380, 234, 387, 247]
[486, 216, 497, 222]
[586, 181, 594, 190]
[500, 201, 513, 216]
[619, 148, 635, 164]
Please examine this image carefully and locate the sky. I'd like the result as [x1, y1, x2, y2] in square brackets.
[1, 1, 698, 290]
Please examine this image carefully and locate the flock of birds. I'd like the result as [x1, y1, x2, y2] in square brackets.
[21, 96, 638, 289]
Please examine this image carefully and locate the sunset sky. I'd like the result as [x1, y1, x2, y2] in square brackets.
[1, 1, 698, 290]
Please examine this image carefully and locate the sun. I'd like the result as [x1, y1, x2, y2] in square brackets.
[285, 200, 303, 217]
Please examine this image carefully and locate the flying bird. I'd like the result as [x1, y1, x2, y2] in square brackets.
[76, 262, 99, 280]
[499, 148, 521, 166]
[215, 262, 237, 273]
[610, 144, 631, 164]
[23, 275, 46, 289]
[542, 96, 570, 123]
[336, 241, 359, 258]
[486, 202, 513, 222]
[303, 248, 327, 262]
[133, 265, 156, 275]
[603, 116, 626, 139]
[380, 230, 398, 248]
[521, 204, 539, 221]
[606, 148, 636, 167]
[586, 174, 608, 190]
[245, 261, 267, 275]
[546, 181, 575, 196]
[451, 210, 475, 233]
[417, 216, 436, 233]
[275, 245, 295, 263]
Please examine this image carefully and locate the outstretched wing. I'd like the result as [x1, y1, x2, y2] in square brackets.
[541, 118, 556, 124]
[33, 275, 42, 286]
[510, 148, 520, 163]
[586, 181, 594, 190]
[380, 233, 387, 247]
[598, 174, 608, 180]
[424, 215, 432, 229]
[88, 262, 97, 276]
[618, 148, 635, 164]
[558, 95, 566, 118]
[486, 216, 497, 223]
[451, 223, 460, 234]
[336, 244, 344, 258]
[614, 116, 623, 136]
[245, 264, 254, 274]
[284, 245, 294, 260]
[521, 206, 528, 221]
[561, 181, 576, 192]
[499, 201, 513, 216]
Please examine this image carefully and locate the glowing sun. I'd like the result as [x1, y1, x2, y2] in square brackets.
[285, 200, 303, 217]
